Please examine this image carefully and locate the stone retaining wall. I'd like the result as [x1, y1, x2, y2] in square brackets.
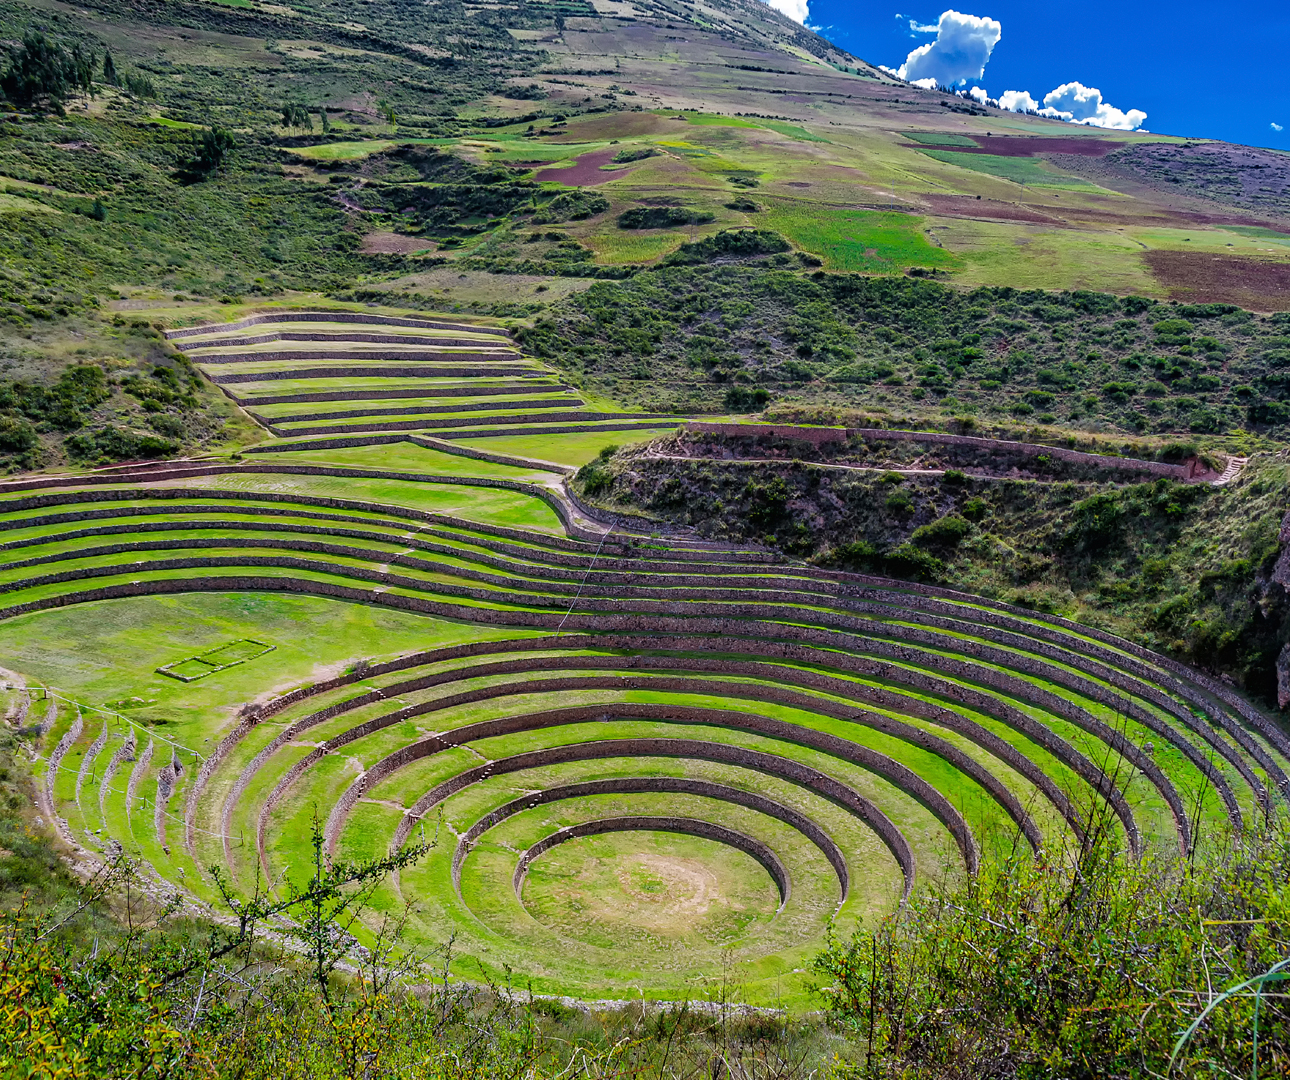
[0, 483, 643, 554]
[191, 349, 517, 365]
[685, 422, 1193, 480]
[408, 435, 569, 476]
[213, 365, 518, 382]
[0, 466, 594, 542]
[430, 420, 686, 442]
[338, 713, 957, 875]
[259, 398, 578, 425]
[828, 573, 1290, 792]
[0, 543, 1229, 841]
[261, 633, 1129, 844]
[256, 652, 1051, 853]
[166, 311, 507, 340]
[101, 730, 136, 823]
[126, 740, 154, 815]
[515, 816, 790, 905]
[154, 755, 182, 853]
[685, 423, 848, 447]
[452, 777, 849, 901]
[199, 595, 1170, 843]
[835, 588, 1267, 810]
[179, 332, 511, 350]
[15, 578, 1207, 861]
[75, 722, 109, 809]
[270, 410, 663, 438]
[235, 382, 561, 406]
[45, 710, 84, 812]
[381, 735, 915, 895]
[0, 547, 1224, 838]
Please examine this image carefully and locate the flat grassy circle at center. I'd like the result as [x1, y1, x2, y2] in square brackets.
[519, 830, 781, 951]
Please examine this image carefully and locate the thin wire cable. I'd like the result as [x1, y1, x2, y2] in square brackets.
[44, 755, 241, 843]
[24, 685, 206, 761]
[555, 516, 617, 635]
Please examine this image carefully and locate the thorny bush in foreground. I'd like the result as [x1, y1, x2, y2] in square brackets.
[813, 828, 1290, 1079]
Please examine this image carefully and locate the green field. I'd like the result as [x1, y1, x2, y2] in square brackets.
[758, 203, 960, 273]
[2, 0, 1289, 1054]
[902, 131, 978, 147]
[11, 418, 1283, 1003]
[916, 149, 1102, 189]
[454, 428, 679, 466]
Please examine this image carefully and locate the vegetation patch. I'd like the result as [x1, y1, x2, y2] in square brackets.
[156, 637, 275, 681]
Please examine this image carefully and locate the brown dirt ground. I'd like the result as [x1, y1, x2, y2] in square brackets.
[535, 149, 621, 186]
[962, 135, 1125, 157]
[360, 231, 436, 254]
[1144, 250, 1290, 311]
[923, 193, 1063, 224]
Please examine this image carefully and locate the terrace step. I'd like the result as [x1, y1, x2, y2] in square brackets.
[166, 311, 509, 340]
[1213, 455, 1248, 485]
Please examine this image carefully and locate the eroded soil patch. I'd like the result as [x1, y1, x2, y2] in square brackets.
[1144, 250, 1290, 311]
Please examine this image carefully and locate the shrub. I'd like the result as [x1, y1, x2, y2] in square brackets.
[911, 513, 973, 548]
[662, 229, 791, 266]
[1157, 439, 1199, 462]
[0, 416, 37, 453]
[611, 147, 659, 164]
[813, 833, 1290, 1078]
[64, 426, 178, 462]
[882, 542, 942, 580]
[961, 497, 989, 522]
[575, 458, 613, 496]
[617, 206, 714, 229]
[723, 385, 770, 412]
[1154, 317, 1194, 345]
[885, 489, 913, 514]
[1066, 491, 1124, 547]
[1101, 380, 1137, 403]
[0, 364, 109, 431]
[532, 190, 609, 223]
[824, 539, 882, 572]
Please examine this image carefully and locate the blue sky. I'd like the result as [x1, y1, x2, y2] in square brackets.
[772, 2, 1289, 148]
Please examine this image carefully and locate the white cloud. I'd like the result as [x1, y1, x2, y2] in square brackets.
[1274, 122, 1285, 132]
[908, 17, 939, 32]
[967, 85, 988, 103]
[999, 89, 1039, 112]
[763, 0, 809, 23]
[1040, 81, 1146, 130]
[891, 10, 1002, 85]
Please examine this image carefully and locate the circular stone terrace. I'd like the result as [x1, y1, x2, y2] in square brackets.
[9, 311, 1288, 1005]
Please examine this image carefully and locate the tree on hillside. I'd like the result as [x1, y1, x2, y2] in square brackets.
[101, 50, 117, 86]
[280, 102, 312, 128]
[0, 32, 94, 114]
[179, 126, 235, 183]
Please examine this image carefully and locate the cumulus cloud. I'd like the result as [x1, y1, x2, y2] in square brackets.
[1039, 81, 1146, 130]
[1274, 122, 1285, 132]
[967, 85, 988, 103]
[998, 89, 1039, 112]
[763, 0, 809, 23]
[890, 10, 1001, 85]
